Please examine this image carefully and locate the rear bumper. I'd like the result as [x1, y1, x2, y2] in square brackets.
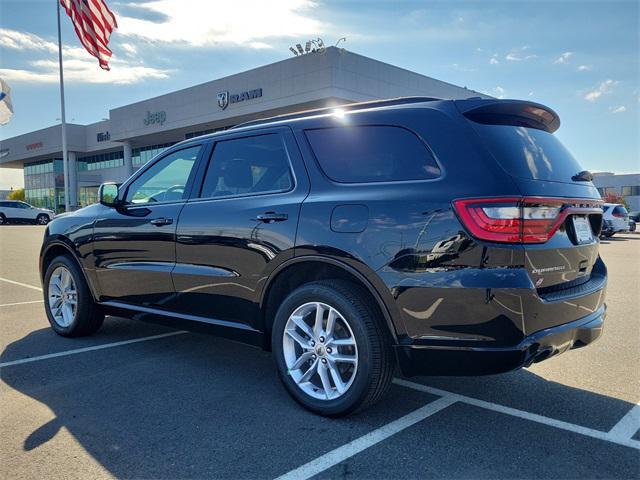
[395, 304, 605, 376]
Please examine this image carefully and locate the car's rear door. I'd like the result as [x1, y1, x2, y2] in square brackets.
[169, 127, 309, 331]
[92, 144, 205, 307]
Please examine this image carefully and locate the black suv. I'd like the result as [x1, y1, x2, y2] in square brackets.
[40, 97, 607, 416]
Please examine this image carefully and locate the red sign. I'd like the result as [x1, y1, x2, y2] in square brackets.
[26, 142, 43, 150]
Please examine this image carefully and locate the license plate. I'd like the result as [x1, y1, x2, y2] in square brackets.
[572, 216, 593, 244]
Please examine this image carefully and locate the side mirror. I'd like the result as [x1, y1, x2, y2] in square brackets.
[98, 183, 120, 207]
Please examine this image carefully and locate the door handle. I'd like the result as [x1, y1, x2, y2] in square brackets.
[255, 212, 288, 223]
[150, 217, 173, 226]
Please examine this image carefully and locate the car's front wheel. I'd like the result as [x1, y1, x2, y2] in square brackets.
[44, 255, 104, 337]
[0, 214, 6, 225]
[36, 214, 50, 225]
[272, 280, 394, 416]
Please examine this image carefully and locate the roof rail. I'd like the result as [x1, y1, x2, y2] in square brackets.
[231, 96, 441, 130]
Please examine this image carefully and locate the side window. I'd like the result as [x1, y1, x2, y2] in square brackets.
[200, 134, 293, 198]
[305, 125, 441, 183]
[126, 146, 201, 204]
[16, 202, 30, 209]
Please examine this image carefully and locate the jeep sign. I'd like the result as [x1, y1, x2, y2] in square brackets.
[143, 110, 166, 126]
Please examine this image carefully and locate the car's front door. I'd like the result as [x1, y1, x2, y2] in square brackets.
[13, 202, 35, 220]
[169, 128, 309, 330]
[93, 144, 204, 307]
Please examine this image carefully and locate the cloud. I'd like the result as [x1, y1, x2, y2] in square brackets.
[489, 53, 499, 65]
[610, 105, 626, 113]
[577, 64, 591, 71]
[584, 79, 617, 102]
[114, 0, 324, 48]
[493, 86, 505, 99]
[451, 63, 476, 72]
[504, 47, 537, 62]
[554, 51, 573, 64]
[0, 27, 170, 84]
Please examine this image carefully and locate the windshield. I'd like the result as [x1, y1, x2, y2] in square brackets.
[471, 123, 587, 184]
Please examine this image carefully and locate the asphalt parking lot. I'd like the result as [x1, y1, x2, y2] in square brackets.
[1, 225, 638, 479]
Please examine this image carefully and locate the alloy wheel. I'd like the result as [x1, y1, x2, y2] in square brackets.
[282, 302, 358, 400]
[48, 266, 77, 327]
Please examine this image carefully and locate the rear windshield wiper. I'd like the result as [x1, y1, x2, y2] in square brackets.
[572, 170, 593, 182]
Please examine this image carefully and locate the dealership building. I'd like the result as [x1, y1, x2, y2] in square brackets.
[0, 47, 486, 211]
[592, 172, 640, 211]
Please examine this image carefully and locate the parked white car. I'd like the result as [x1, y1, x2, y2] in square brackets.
[0, 200, 55, 225]
[601, 203, 630, 238]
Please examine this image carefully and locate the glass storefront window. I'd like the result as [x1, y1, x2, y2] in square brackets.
[24, 159, 64, 211]
[78, 186, 99, 207]
[78, 150, 124, 171]
[132, 143, 175, 166]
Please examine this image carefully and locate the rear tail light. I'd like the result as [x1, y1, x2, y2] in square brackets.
[453, 197, 602, 244]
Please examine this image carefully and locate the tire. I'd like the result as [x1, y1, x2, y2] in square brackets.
[43, 255, 104, 337]
[272, 280, 394, 417]
[604, 232, 614, 238]
[0, 214, 6, 225]
[36, 214, 50, 225]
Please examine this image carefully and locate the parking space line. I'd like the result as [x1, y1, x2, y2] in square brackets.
[275, 396, 457, 480]
[394, 378, 640, 450]
[0, 277, 42, 292]
[0, 330, 189, 368]
[0, 300, 43, 308]
[609, 404, 640, 440]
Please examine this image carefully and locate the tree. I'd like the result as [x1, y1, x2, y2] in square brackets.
[602, 192, 629, 209]
[7, 188, 25, 201]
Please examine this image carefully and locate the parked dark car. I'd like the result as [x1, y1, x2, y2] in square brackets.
[39, 97, 607, 416]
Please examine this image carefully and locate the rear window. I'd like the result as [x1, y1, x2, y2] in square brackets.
[305, 126, 440, 183]
[613, 205, 628, 216]
[471, 124, 585, 184]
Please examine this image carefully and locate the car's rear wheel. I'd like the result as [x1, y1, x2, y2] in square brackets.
[272, 280, 394, 416]
[36, 214, 50, 225]
[44, 255, 104, 337]
[0, 214, 6, 225]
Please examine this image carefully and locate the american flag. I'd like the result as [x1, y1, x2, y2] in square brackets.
[59, 0, 117, 70]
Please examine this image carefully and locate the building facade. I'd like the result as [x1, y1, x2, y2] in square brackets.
[592, 172, 640, 211]
[0, 47, 486, 211]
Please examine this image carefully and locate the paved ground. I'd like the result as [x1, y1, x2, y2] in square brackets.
[1, 225, 638, 480]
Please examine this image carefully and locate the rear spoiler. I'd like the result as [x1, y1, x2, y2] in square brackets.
[455, 99, 560, 133]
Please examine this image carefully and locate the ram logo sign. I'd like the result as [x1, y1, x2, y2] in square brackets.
[217, 88, 262, 110]
[217, 91, 229, 110]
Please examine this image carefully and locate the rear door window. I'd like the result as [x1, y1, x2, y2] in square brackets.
[305, 125, 440, 183]
[470, 123, 585, 184]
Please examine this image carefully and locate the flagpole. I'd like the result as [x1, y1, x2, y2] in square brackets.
[56, 0, 70, 212]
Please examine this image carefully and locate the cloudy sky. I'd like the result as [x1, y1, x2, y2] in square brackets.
[0, 0, 638, 189]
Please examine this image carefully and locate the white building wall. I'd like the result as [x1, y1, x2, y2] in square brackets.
[593, 173, 640, 211]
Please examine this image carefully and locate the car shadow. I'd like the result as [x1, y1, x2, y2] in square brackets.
[1, 322, 638, 478]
